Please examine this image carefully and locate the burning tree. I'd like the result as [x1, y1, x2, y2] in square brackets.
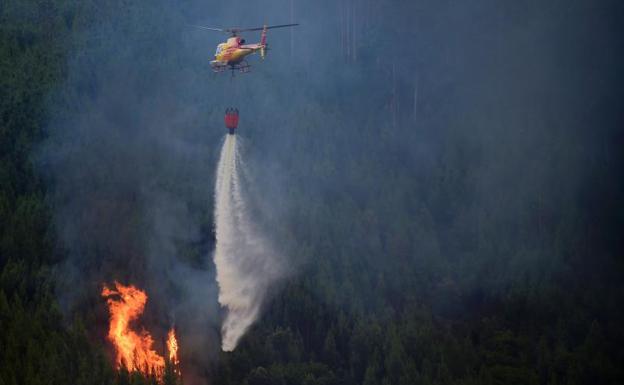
[101, 282, 181, 383]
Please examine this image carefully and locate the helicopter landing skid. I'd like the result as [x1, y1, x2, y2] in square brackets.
[231, 61, 251, 75]
[211, 62, 251, 76]
[211, 65, 228, 73]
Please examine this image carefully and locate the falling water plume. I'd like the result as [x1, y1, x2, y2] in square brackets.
[213, 134, 281, 351]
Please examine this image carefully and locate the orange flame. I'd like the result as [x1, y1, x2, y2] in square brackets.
[167, 328, 179, 370]
[101, 282, 178, 377]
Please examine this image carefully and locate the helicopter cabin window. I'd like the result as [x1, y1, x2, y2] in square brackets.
[215, 44, 225, 56]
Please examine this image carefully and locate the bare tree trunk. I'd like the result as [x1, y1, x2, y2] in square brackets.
[352, 0, 357, 62]
[392, 63, 397, 130]
[290, 0, 295, 62]
[413, 73, 419, 123]
[339, 0, 345, 59]
[345, 0, 351, 61]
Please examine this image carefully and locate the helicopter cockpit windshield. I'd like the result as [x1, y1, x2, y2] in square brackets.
[215, 44, 224, 57]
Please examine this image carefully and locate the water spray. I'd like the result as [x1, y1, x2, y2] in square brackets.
[213, 109, 281, 351]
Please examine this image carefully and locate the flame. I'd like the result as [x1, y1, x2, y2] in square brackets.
[101, 282, 178, 377]
[167, 328, 179, 370]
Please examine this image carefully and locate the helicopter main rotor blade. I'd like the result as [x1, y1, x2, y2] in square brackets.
[188, 24, 226, 32]
[235, 23, 299, 32]
[188, 23, 298, 36]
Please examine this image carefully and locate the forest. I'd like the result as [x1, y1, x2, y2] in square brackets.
[1, 0, 623, 384]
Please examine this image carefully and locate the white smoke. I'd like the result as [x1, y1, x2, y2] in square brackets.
[213, 134, 282, 351]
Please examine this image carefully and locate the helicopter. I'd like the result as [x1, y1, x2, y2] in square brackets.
[192, 23, 299, 73]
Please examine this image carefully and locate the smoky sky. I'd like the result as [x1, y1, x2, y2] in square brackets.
[37, 0, 623, 380]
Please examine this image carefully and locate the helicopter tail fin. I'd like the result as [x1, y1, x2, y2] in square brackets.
[260, 25, 267, 59]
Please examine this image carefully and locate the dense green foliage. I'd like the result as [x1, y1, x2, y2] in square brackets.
[0, 1, 179, 384]
[2, 0, 623, 384]
[0, 1, 113, 384]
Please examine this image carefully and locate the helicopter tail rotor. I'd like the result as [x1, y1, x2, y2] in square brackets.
[260, 25, 268, 59]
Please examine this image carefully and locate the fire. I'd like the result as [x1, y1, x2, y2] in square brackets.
[167, 328, 179, 368]
[101, 282, 178, 377]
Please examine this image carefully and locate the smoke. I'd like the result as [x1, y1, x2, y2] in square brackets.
[35, 0, 296, 378]
[213, 134, 283, 351]
[37, 9, 225, 377]
[32, 0, 624, 382]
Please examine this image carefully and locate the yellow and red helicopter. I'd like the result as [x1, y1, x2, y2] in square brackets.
[192, 23, 298, 73]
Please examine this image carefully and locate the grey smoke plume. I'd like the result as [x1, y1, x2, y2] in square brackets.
[38, 28, 224, 377]
[214, 134, 282, 351]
